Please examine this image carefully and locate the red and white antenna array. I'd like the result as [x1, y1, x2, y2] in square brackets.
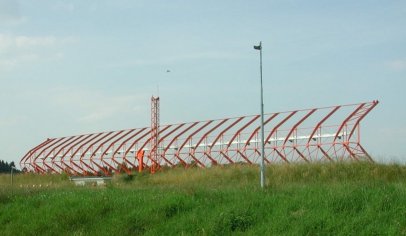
[20, 100, 379, 176]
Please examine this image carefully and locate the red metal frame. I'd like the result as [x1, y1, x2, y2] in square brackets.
[162, 122, 199, 167]
[119, 128, 151, 173]
[175, 120, 213, 168]
[307, 106, 340, 144]
[100, 129, 135, 173]
[210, 117, 245, 164]
[59, 134, 93, 175]
[81, 132, 114, 175]
[33, 138, 64, 174]
[347, 101, 379, 140]
[283, 109, 316, 145]
[88, 130, 126, 175]
[110, 128, 148, 173]
[44, 136, 77, 173]
[20, 138, 54, 171]
[134, 125, 172, 168]
[156, 123, 186, 167]
[20, 101, 379, 176]
[150, 96, 160, 173]
[191, 118, 229, 165]
[69, 133, 104, 175]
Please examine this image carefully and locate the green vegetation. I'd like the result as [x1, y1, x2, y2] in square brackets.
[1, 162, 406, 235]
[0, 160, 18, 173]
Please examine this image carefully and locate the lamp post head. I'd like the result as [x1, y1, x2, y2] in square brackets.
[253, 41, 262, 50]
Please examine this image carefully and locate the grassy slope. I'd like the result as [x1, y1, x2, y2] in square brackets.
[1, 162, 406, 235]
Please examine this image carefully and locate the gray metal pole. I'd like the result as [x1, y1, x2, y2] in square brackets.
[259, 42, 265, 188]
[254, 41, 265, 188]
[11, 167, 14, 187]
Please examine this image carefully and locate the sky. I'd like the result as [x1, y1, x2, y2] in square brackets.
[0, 0, 405, 165]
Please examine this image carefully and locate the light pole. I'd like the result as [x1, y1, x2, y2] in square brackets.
[11, 166, 16, 187]
[254, 41, 265, 188]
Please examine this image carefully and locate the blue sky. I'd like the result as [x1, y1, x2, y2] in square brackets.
[1, 0, 405, 164]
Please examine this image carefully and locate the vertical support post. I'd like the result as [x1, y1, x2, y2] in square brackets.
[150, 96, 160, 173]
[254, 41, 265, 188]
[357, 124, 361, 144]
[137, 150, 144, 172]
[11, 167, 15, 187]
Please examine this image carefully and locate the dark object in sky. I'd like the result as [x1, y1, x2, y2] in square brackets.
[166, 69, 170, 72]
[253, 44, 262, 50]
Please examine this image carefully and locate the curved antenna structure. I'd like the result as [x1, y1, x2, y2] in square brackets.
[20, 100, 379, 176]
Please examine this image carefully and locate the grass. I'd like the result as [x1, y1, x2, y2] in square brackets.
[1, 162, 406, 235]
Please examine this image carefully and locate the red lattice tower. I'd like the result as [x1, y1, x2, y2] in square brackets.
[150, 96, 160, 173]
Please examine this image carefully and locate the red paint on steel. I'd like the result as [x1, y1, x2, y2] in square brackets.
[100, 129, 135, 172]
[265, 111, 298, 144]
[212, 117, 244, 148]
[129, 125, 172, 168]
[89, 130, 126, 175]
[227, 115, 259, 148]
[69, 133, 104, 175]
[319, 146, 333, 162]
[347, 101, 379, 140]
[44, 136, 77, 173]
[237, 150, 252, 164]
[120, 129, 151, 173]
[110, 128, 148, 173]
[274, 148, 290, 163]
[29, 138, 56, 173]
[162, 122, 199, 166]
[283, 109, 316, 145]
[343, 144, 359, 161]
[307, 106, 341, 144]
[293, 147, 309, 162]
[150, 96, 160, 173]
[60, 134, 93, 175]
[20, 101, 379, 176]
[175, 120, 213, 167]
[83, 132, 115, 175]
[20, 138, 54, 170]
[33, 138, 64, 174]
[193, 119, 229, 165]
[333, 103, 366, 142]
[40, 138, 66, 174]
[245, 113, 279, 147]
[137, 150, 145, 172]
[357, 143, 374, 162]
[209, 117, 245, 164]
[155, 123, 186, 167]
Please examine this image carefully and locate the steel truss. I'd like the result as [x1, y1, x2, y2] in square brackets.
[20, 100, 379, 176]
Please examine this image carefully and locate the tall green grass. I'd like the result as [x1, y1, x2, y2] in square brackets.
[1, 162, 406, 235]
[0, 172, 70, 187]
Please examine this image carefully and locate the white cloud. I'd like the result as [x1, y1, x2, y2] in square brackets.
[0, 34, 62, 51]
[76, 95, 141, 123]
[385, 59, 406, 71]
[15, 36, 57, 48]
[0, 34, 14, 51]
[0, 34, 77, 70]
[48, 87, 147, 124]
[0, 53, 39, 68]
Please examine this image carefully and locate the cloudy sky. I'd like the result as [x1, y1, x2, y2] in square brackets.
[1, 0, 405, 165]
